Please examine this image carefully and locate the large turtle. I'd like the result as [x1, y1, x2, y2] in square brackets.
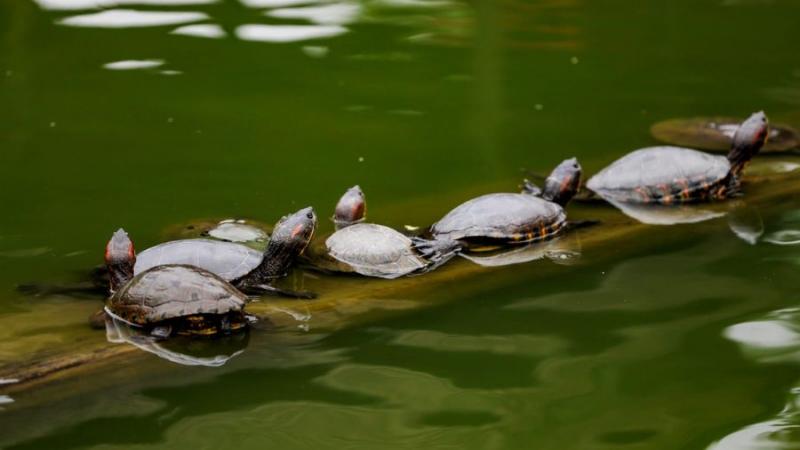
[305, 185, 451, 278]
[587, 111, 769, 205]
[133, 207, 317, 297]
[651, 115, 798, 153]
[420, 158, 582, 254]
[103, 230, 249, 339]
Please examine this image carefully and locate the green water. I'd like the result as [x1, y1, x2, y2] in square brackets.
[3, 0, 800, 448]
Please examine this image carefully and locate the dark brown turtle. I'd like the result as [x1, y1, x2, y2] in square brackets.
[587, 111, 769, 205]
[103, 230, 249, 339]
[651, 116, 798, 153]
[419, 158, 582, 257]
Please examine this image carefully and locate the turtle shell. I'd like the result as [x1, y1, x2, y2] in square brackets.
[325, 223, 425, 279]
[160, 219, 270, 250]
[586, 146, 731, 203]
[651, 117, 799, 153]
[107, 265, 247, 326]
[432, 193, 567, 244]
[135, 239, 262, 281]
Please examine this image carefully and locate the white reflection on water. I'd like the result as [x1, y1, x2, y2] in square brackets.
[171, 23, 226, 39]
[236, 24, 348, 43]
[105, 310, 244, 367]
[460, 235, 581, 268]
[765, 230, 800, 246]
[603, 198, 727, 225]
[302, 45, 329, 58]
[712, 309, 800, 449]
[34, 0, 217, 10]
[267, 3, 361, 25]
[0, 395, 13, 410]
[58, 9, 208, 28]
[239, 0, 313, 7]
[103, 59, 164, 70]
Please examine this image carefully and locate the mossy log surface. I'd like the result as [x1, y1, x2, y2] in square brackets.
[2, 164, 800, 396]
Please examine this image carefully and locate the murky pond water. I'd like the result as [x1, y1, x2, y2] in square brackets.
[2, 0, 800, 448]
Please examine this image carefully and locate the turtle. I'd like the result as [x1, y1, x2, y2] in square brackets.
[160, 218, 271, 249]
[419, 157, 583, 255]
[586, 111, 769, 205]
[102, 230, 250, 339]
[304, 185, 451, 278]
[651, 115, 798, 153]
[132, 207, 317, 298]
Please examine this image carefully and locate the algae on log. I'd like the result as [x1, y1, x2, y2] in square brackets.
[2, 165, 800, 395]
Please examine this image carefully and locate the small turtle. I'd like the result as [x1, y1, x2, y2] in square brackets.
[651, 115, 798, 153]
[421, 158, 582, 255]
[587, 111, 769, 205]
[306, 185, 449, 278]
[102, 231, 249, 339]
[160, 218, 271, 249]
[133, 207, 317, 297]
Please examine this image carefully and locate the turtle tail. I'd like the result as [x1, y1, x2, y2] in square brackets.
[411, 236, 461, 273]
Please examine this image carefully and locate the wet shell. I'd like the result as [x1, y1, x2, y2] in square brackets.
[135, 239, 262, 281]
[586, 146, 730, 202]
[326, 223, 425, 279]
[107, 265, 247, 326]
[432, 193, 566, 243]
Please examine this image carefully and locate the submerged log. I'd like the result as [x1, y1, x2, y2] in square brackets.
[2, 163, 800, 394]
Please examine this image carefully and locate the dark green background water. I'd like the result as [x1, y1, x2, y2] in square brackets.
[2, 0, 800, 448]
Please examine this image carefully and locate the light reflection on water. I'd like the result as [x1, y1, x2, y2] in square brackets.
[57, 9, 209, 28]
[714, 309, 800, 450]
[236, 24, 349, 43]
[33, 0, 217, 10]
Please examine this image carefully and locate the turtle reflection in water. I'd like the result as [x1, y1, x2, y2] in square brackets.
[102, 229, 252, 339]
[104, 311, 250, 366]
[651, 115, 798, 153]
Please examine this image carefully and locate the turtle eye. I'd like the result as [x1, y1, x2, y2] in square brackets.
[306, 212, 314, 219]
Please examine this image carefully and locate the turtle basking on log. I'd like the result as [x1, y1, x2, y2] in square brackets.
[418, 158, 583, 255]
[304, 185, 456, 279]
[587, 111, 769, 205]
[101, 230, 251, 339]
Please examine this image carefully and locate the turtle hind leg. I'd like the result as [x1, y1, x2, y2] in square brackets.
[411, 237, 461, 272]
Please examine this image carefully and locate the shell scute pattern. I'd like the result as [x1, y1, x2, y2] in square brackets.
[433, 193, 566, 242]
[134, 239, 262, 281]
[587, 146, 731, 204]
[326, 223, 425, 278]
[109, 265, 246, 325]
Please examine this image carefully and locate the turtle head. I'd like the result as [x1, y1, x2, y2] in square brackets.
[728, 111, 769, 175]
[271, 206, 317, 256]
[333, 185, 366, 230]
[543, 157, 582, 206]
[104, 228, 135, 295]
